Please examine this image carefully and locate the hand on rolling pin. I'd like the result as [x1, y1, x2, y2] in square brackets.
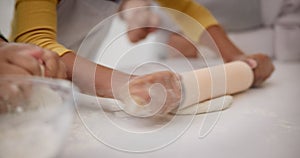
[120, 0, 160, 43]
[119, 71, 182, 116]
[0, 42, 67, 78]
[236, 53, 275, 87]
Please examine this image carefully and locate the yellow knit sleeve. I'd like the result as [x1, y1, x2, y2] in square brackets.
[11, 0, 71, 56]
[156, 0, 219, 41]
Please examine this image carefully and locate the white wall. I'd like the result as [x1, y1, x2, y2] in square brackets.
[0, 0, 15, 37]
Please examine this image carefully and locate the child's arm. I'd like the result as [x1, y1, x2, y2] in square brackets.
[11, 0, 182, 110]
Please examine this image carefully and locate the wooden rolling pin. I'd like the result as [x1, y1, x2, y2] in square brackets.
[179, 61, 254, 109]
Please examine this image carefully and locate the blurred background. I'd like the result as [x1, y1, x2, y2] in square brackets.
[0, 0, 14, 37]
[1, 0, 299, 64]
[1, 1, 300, 158]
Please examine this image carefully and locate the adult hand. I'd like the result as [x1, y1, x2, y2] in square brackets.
[237, 53, 275, 87]
[0, 42, 67, 79]
[120, 0, 159, 43]
[119, 71, 182, 116]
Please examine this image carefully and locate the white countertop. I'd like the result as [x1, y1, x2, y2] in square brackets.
[60, 60, 300, 158]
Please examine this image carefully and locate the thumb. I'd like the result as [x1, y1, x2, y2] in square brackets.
[22, 48, 44, 64]
[244, 58, 258, 69]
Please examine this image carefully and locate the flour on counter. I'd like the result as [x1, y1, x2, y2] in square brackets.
[0, 85, 71, 158]
[171, 95, 233, 115]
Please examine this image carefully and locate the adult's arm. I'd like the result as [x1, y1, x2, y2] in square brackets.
[200, 25, 274, 87]
[156, 0, 219, 41]
[156, 0, 274, 86]
[11, 0, 182, 104]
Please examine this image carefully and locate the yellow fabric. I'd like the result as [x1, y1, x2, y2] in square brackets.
[11, 0, 71, 56]
[156, 0, 219, 41]
[11, 0, 218, 55]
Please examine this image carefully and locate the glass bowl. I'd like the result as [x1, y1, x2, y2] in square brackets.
[0, 76, 77, 158]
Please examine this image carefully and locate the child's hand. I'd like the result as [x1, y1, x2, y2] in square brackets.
[240, 53, 275, 87]
[119, 71, 182, 116]
[0, 42, 67, 79]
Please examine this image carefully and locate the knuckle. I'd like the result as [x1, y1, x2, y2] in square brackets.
[28, 62, 40, 74]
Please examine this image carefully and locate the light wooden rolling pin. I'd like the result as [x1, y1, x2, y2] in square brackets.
[121, 61, 253, 115]
[179, 61, 254, 110]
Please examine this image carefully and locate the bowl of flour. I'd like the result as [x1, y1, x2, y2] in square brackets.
[0, 76, 77, 158]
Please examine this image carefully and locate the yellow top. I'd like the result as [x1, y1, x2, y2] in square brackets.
[156, 0, 219, 41]
[11, 0, 218, 56]
[11, 0, 71, 56]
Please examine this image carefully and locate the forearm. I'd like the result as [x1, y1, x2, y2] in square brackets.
[200, 25, 244, 62]
[60, 52, 129, 98]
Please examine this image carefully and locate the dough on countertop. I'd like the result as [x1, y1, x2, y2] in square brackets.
[171, 95, 233, 115]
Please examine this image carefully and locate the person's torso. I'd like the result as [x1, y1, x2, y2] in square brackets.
[57, 0, 119, 53]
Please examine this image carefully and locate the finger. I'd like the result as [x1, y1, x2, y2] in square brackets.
[159, 72, 178, 89]
[148, 72, 178, 113]
[6, 51, 41, 76]
[0, 61, 36, 76]
[163, 75, 181, 113]
[127, 28, 150, 43]
[253, 79, 264, 87]
[24, 47, 43, 59]
[245, 58, 258, 69]
[128, 85, 151, 105]
[252, 55, 272, 86]
[42, 51, 60, 77]
[170, 73, 181, 95]
[56, 61, 67, 79]
[129, 74, 153, 87]
[128, 75, 154, 104]
[252, 66, 265, 87]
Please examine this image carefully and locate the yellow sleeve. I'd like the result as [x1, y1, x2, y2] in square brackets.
[11, 0, 71, 56]
[156, 0, 219, 41]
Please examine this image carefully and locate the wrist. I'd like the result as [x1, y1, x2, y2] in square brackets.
[224, 53, 245, 62]
[60, 51, 75, 80]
